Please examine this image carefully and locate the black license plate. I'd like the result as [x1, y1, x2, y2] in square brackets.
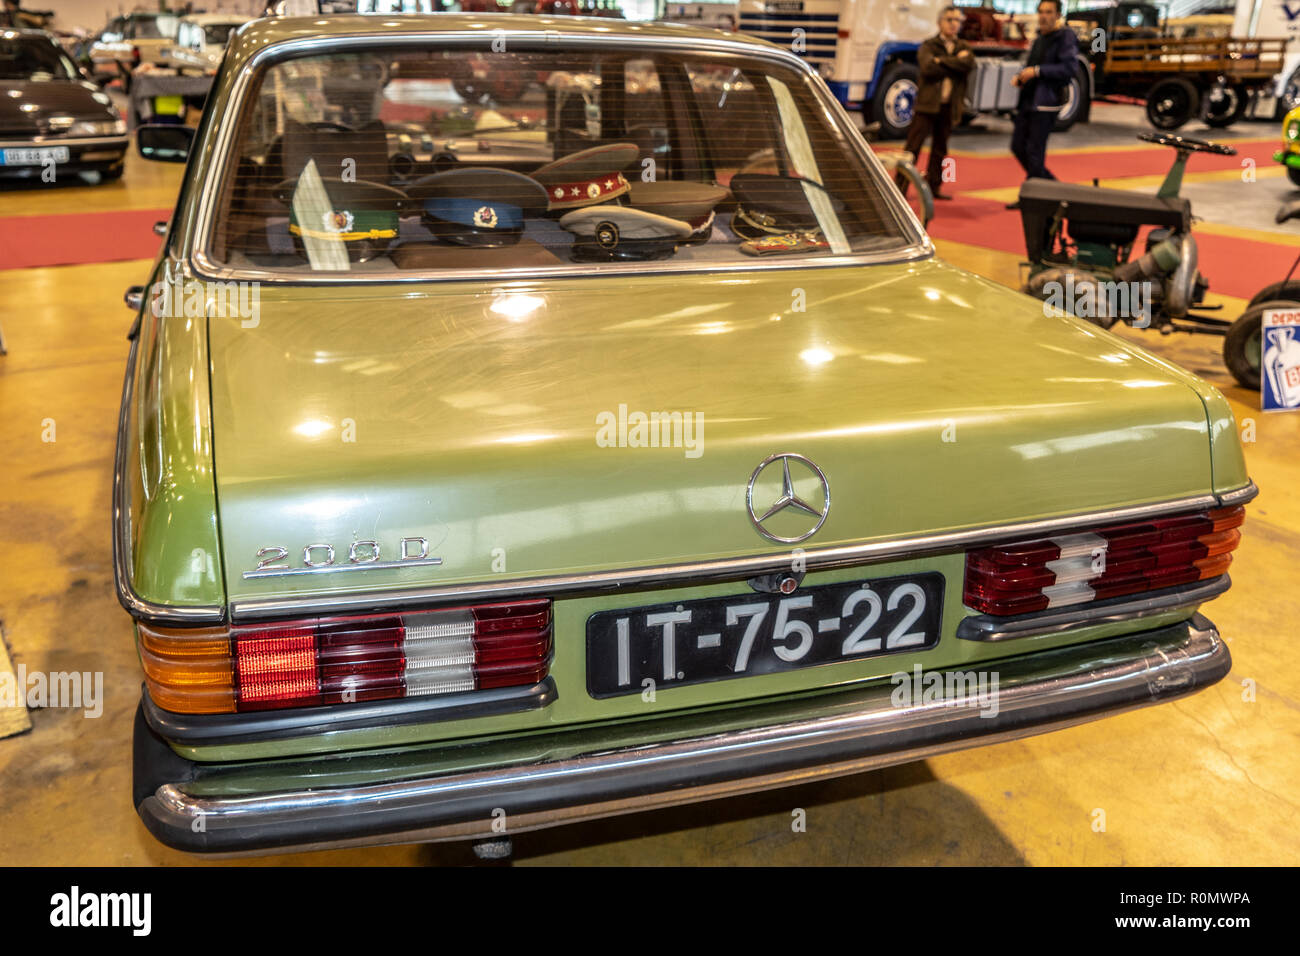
[586, 572, 944, 698]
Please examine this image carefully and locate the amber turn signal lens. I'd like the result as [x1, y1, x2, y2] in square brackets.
[136, 623, 236, 714]
[136, 600, 554, 715]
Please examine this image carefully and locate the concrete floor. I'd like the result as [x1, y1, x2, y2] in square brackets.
[0, 104, 1297, 866]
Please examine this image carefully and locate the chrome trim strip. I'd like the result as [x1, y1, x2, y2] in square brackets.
[231, 489, 1242, 621]
[1217, 482, 1259, 508]
[955, 574, 1231, 642]
[112, 333, 226, 626]
[242, 557, 444, 579]
[0, 135, 128, 149]
[140, 616, 1226, 854]
[188, 29, 930, 286]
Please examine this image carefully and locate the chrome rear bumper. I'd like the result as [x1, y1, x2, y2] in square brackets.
[136, 614, 1229, 855]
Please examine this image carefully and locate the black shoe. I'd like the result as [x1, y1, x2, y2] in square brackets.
[1005, 200, 1020, 211]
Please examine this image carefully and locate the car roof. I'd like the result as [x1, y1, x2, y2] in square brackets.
[180, 13, 252, 25]
[232, 12, 772, 51]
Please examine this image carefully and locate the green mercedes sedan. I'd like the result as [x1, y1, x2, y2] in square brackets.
[119, 13, 1254, 854]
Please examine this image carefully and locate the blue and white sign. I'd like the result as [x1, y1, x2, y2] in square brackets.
[1262, 306, 1300, 412]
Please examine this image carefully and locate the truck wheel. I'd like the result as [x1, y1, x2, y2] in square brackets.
[488, 71, 530, 104]
[1202, 86, 1245, 128]
[452, 75, 486, 104]
[871, 62, 919, 140]
[1145, 77, 1199, 131]
[1052, 68, 1087, 132]
[1278, 66, 1300, 118]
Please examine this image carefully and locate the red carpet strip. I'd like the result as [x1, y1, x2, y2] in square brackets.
[0, 208, 168, 269]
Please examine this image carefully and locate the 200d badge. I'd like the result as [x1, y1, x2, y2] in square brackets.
[243, 536, 442, 579]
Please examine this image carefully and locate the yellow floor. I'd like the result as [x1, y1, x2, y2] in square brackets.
[0, 158, 1297, 866]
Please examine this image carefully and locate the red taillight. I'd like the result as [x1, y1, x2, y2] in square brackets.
[131, 45, 141, 62]
[231, 600, 552, 711]
[139, 600, 552, 714]
[235, 626, 317, 706]
[964, 506, 1245, 616]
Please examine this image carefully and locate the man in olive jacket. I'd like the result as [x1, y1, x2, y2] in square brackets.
[899, 6, 974, 201]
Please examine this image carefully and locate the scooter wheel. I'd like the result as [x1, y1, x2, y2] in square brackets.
[1223, 299, 1299, 390]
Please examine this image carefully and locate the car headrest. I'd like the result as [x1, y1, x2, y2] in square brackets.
[281, 119, 390, 184]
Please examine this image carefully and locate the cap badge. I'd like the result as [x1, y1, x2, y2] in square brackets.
[323, 209, 355, 233]
[595, 221, 620, 248]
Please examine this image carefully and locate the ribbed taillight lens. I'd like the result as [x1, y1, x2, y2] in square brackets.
[138, 600, 552, 714]
[964, 505, 1245, 616]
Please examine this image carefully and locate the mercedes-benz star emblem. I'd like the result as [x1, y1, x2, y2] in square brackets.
[746, 453, 830, 544]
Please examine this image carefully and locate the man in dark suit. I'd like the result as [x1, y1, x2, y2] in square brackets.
[898, 6, 974, 202]
[1007, 0, 1080, 208]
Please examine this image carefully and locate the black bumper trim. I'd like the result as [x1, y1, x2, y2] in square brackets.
[142, 677, 558, 747]
[955, 575, 1230, 642]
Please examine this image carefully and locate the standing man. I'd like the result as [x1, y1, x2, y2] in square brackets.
[1, 0, 27, 28]
[899, 6, 974, 202]
[1007, 0, 1079, 208]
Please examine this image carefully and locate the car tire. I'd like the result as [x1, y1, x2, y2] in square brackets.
[871, 62, 919, 141]
[1223, 299, 1300, 390]
[1145, 77, 1199, 131]
[1052, 68, 1088, 132]
[1201, 86, 1246, 129]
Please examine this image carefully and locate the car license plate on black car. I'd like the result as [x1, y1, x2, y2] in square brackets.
[1, 147, 69, 166]
[587, 572, 944, 698]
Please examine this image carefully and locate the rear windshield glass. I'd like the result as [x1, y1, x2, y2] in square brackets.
[207, 45, 913, 276]
[128, 16, 178, 40]
[0, 37, 75, 81]
[204, 24, 238, 46]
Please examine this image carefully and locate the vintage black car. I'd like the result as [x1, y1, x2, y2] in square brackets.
[0, 29, 127, 182]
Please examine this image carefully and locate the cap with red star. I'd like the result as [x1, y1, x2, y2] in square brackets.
[529, 143, 639, 210]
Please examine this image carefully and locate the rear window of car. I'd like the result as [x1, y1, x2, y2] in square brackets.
[0, 37, 75, 81]
[128, 16, 178, 40]
[205, 44, 915, 277]
[203, 24, 238, 46]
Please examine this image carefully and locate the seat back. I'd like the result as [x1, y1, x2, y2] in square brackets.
[281, 119, 390, 184]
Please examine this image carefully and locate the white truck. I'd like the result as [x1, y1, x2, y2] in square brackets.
[735, 0, 1091, 138]
[1236, 0, 1300, 115]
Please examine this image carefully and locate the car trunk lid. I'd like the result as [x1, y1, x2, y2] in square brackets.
[206, 258, 1216, 608]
